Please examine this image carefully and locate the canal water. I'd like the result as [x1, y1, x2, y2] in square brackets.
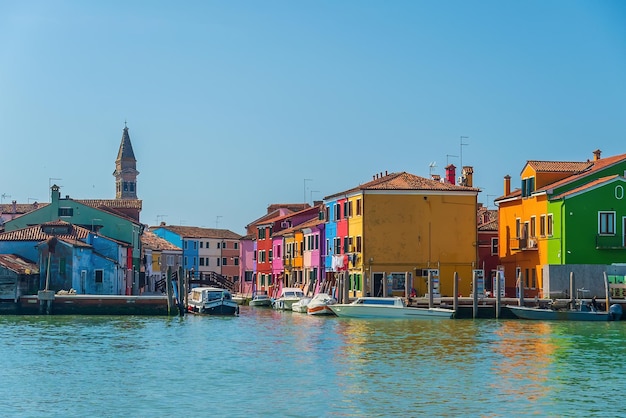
[1, 307, 625, 417]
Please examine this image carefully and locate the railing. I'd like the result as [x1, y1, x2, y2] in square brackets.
[509, 237, 538, 251]
[596, 234, 626, 249]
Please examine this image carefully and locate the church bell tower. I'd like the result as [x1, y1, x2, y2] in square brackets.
[113, 123, 139, 200]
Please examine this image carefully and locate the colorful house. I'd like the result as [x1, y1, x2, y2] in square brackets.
[140, 230, 182, 294]
[150, 225, 242, 284]
[323, 169, 479, 298]
[477, 203, 499, 293]
[0, 221, 128, 294]
[496, 150, 626, 298]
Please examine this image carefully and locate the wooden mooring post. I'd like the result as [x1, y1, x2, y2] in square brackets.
[518, 271, 524, 306]
[428, 270, 434, 309]
[472, 272, 478, 319]
[495, 271, 501, 319]
[453, 272, 459, 315]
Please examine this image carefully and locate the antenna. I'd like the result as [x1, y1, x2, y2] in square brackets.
[156, 214, 167, 225]
[460, 136, 469, 168]
[428, 161, 437, 176]
[446, 154, 458, 165]
[1, 193, 10, 203]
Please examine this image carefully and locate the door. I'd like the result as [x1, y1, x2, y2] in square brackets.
[372, 272, 384, 297]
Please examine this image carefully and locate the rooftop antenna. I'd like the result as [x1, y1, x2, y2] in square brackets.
[48, 177, 62, 202]
[446, 154, 458, 165]
[216, 215, 222, 228]
[28, 198, 39, 203]
[428, 161, 437, 176]
[156, 214, 167, 225]
[460, 136, 469, 168]
[1, 193, 10, 204]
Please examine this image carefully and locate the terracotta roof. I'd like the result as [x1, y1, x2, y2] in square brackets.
[0, 220, 90, 241]
[0, 202, 48, 214]
[478, 219, 498, 232]
[550, 175, 621, 200]
[0, 254, 39, 275]
[78, 199, 142, 210]
[325, 172, 479, 200]
[537, 153, 626, 193]
[526, 161, 592, 173]
[150, 225, 242, 240]
[141, 230, 181, 251]
[266, 203, 310, 213]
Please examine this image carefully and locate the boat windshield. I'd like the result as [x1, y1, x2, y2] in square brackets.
[359, 299, 396, 306]
[206, 291, 230, 300]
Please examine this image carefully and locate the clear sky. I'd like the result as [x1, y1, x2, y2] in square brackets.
[1, 1, 625, 235]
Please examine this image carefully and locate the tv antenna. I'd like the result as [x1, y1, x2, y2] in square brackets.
[460, 136, 469, 168]
[428, 161, 437, 176]
[1, 193, 10, 203]
[446, 154, 458, 165]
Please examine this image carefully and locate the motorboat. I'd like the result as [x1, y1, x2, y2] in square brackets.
[328, 296, 454, 319]
[307, 293, 337, 316]
[272, 287, 305, 311]
[291, 297, 312, 313]
[507, 302, 622, 321]
[187, 287, 239, 316]
[248, 293, 272, 307]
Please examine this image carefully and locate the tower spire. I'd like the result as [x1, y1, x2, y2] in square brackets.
[113, 124, 139, 199]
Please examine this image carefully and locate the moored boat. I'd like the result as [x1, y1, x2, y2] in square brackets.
[272, 287, 305, 311]
[248, 293, 272, 307]
[507, 303, 622, 321]
[328, 296, 454, 319]
[307, 293, 337, 316]
[187, 287, 239, 316]
[291, 297, 312, 313]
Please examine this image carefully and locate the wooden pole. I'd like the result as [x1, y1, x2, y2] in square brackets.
[166, 266, 173, 316]
[604, 271, 610, 312]
[178, 265, 185, 316]
[495, 271, 501, 319]
[472, 271, 478, 319]
[453, 271, 459, 316]
[428, 270, 434, 309]
[382, 272, 387, 298]
[569, 271, 576, 309]
[343, 270, 350, 304]
[518, 271, 524, 306]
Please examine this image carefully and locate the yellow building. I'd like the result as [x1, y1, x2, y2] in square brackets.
[325, 169, 479, 297]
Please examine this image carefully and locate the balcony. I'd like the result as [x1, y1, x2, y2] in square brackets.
[510, 237, 538, 251]
[596, 234, 626, 250]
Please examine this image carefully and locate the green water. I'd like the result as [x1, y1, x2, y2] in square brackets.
[0, 308, 624, 417]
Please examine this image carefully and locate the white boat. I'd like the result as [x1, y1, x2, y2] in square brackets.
[272, 287, 305, 311]
[248, 293, 272, 307]
[291, 297, 312, 313]
[307, 293, 337, 316]
[328, 297, 454, 319]
[187, 287, 239, 316]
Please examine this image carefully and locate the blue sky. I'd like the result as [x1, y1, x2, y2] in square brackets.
[1, 1, 625, 235]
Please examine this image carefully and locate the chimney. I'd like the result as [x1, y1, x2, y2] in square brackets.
[445, 164, 456, 185]
[593, 149, 602, 161]
[431, 174, 441, 182]
[504, 175, 511, 196]
[462, 166, 474, 187]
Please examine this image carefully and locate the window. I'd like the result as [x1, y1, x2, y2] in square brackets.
[356, 198, 362, 216]
[199, 258, 205, 266]
[269, 250, 273, 261]
[193, 257, 196, 266]
[530, 216, 536, 238]
[184, 241, 188, 250]
[205, 258, 210, 266]
[531, 269, 536, 289]
[234, 242, 238, 250]
[217, 258, 220, 266]
[599, 211, 616, 235]
[253, 251, 257, 261]
[547, 214, 553, 236]
[199, 242, 203, 248]
[356, 236, 362, 252]
[222, 257, 227, 266]
[315, 235, 319, 250]
[193, 241, 197, 250]
[95, 270, 103, 283]
[344, 236, 349, 253]
[206, 242, 210, 248]
[58, 207, 73, 217]
[334, 204, 340, 221]
[540, 215, 546, 236]
[184, 256, 188, 265]
[515, 218, 521, 238]
[334, 238, 341, 255]
[234, 258, 239, 266]
[348, 201, 353, 217]
[491, 238, 499, 255]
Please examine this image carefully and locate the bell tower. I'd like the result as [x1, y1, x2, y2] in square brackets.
[113, 123, 139, 200]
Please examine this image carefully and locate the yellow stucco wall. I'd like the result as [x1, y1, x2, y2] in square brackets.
[362, 192, 477, 297]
